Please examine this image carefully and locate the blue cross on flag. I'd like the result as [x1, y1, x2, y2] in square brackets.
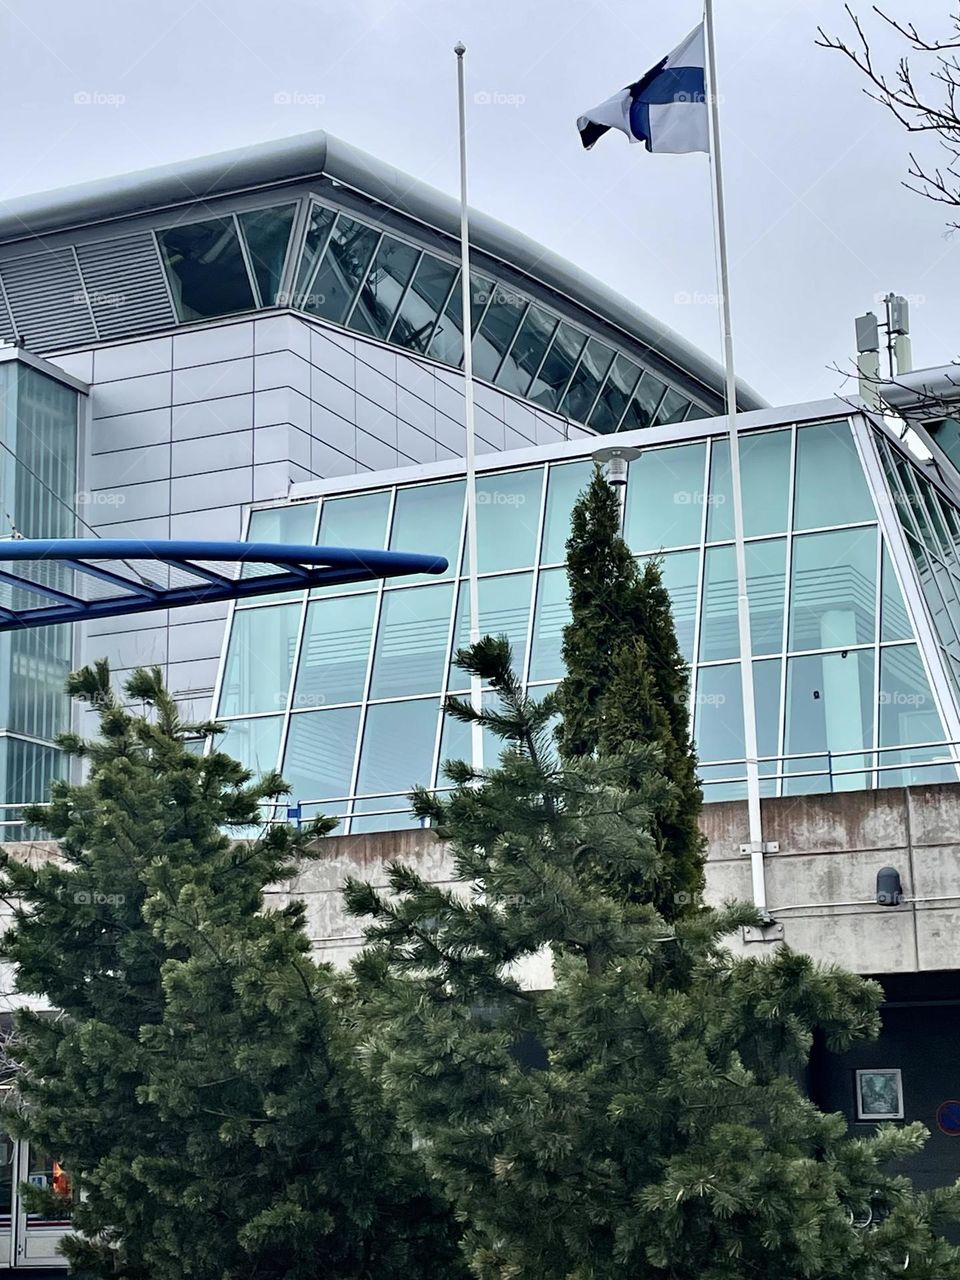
[577, 24, 709, 155]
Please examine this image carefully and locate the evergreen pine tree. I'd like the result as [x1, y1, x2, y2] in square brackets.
[556, 466, 704, 917]
[346, 637, 960, 1280]
[0, 662, 465, 1280]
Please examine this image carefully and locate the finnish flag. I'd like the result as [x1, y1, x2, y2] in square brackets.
[577, 25, 709, 155]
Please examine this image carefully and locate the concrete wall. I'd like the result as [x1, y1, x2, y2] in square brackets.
[45, 311, 586, 723]
[264, 782, 960, 975]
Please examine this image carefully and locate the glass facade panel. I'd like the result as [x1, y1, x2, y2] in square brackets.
[474, 469, 543, 573]
[701, 541, 785, 663]
[283, 706, 361, 806]
[348, 235, 419, 340]
[622, 371, 667, 431]
[427, 271, 489, 367]
[495, 305, 558, 396]
[439, 698, 505, 777]
[529, 568, 570, 682]
[784, 650, 874, 793]
[389, 480, 464, 580]
[237, 205, 295, 306]
[529, 322, 587, 411]
[241, 502, 317, 605]
[473, 287, 526, 382]
[158, 217, 255, 321]
[390, 253, 458, 353]
[541, 461, 593, 565]
[880, 546, 912, 642]
[589, 354, 642, 433]
[696, 660, 780, 800]
[306, 216, 379, 325]
[353, 698, 439, 830]
[789, 527, 877, 651]
[217, 716, 283, 779]
[654, 387, 691, 426]
[369, 583, 454, 699]
[450, 574, 533, 688]
[560, 338, 615, 424]
[294, 595, 376, 708]
[706, 430, 792, 541]
[294, 204, 336, 304]
[624, 442, 706, 552]
[313, 490, 391, 596]
[794, 421, 874, 529]
[218, 605, 299, 716]
[879, 644, 953, 785]
[657, 550, 699, 664]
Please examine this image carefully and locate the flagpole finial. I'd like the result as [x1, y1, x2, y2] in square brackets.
[454, 41, 466, 57]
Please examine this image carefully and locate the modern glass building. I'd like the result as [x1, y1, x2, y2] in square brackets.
[214, 401, 960, 831]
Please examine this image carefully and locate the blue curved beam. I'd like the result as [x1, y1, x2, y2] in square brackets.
[0, 540, 448, 631]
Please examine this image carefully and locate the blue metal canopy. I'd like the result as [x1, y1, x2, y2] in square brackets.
[0, 539, 448, 630]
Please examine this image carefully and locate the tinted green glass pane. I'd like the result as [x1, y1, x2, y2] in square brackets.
[473, 287, 526, 382]
[369, 583, 453, 699]
[449, 573, 533, 687]
[313, 490, 391, 596]
[695, 660, 780, 800]
[219, 604, 300, 715]
[794, 421, 874, 529]
[624, 442, 706, 552]
[656, 550, 699, 664]
[621, 371, 667, 431]
[541, 461, 593, 565]
[353, 698, 439, 830]
[879, 644, 954, 785]
[560, 339, 615, 424]
[473, 469, 544, 572]
[217, 716, 283, 778]
[709, 434, 793, 541]
[295, 204, 336, 303]
[789, 527, 877, 651]
[240, 502, 317, 605]
[495, 305, 558, 396]
[306, 216, 379, 324]
[238, 205, 296, 306]
[654, 387, 691, 426]
[528, 568, 570, 682]
[427, 271, 489, 367]
[389, 480, 464, 580]
[348, 236, 419, 340]
[784, 650, 874, 794]
[589, 355, 642, 433]
[390, 253, 458, 354]
[294, 594, 376, 708]
[880, 545, 912, 641]
[529, 322, 587, 411]
[283, 706, 361, 804]
[906, 531, 959, 653]
[158, 217, 256, 321]
[701, 541, 785, 662]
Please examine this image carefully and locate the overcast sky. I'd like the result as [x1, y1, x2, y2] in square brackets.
[0, 0, 956, 405]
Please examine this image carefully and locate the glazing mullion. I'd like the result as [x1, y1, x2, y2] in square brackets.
[488, 301, 531, 386]
[422, 265, 462, 358]
[301, 208, 340, 307]
[381, 248, 427, 344]
[554, 343, 589, 418]
[583, 362, 615, 430]
[774, 423, 798, 798]
[521, 467, 551, 689]
[276, 197, 310, 306]
[344, 486, 399, 832]
[342, 231, 387, 328]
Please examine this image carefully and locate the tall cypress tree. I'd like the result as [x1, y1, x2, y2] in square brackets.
[557, 467, 704, 917]
[0, 662, 465, 1280]
[347, 638, 960, 1280]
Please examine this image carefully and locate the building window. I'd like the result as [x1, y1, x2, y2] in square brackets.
[158, 216, 256, 320]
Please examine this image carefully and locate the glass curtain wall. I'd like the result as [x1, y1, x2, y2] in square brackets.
[0, 364, 78, 815]
[215, 416, 956, 830]
[158, 197, 713, 430]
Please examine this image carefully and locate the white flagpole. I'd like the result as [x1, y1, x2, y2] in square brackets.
[455, 42, 484, 774]
[703, 0, 768, 915]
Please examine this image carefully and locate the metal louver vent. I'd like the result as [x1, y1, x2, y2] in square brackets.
[0, 283, 13, 342]
[0, 249, 96, 350]
[76, 234, 175, 339]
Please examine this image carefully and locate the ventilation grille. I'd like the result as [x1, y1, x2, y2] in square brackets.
[76, 234, 175, 339]
[0, 249, 97, 349]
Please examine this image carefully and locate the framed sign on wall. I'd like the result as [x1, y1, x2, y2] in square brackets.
[855, 1069, 904, 1121]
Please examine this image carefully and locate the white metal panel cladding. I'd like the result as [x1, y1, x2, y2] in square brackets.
[0, 249, 96, 349]
[76, 235, 175, 339]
